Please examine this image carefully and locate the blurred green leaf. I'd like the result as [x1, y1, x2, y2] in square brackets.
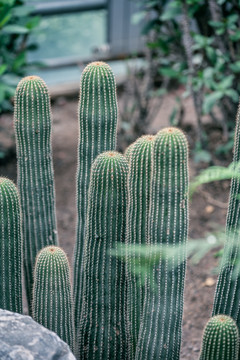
[159, 67, 180, 78]
[3, 24, 29, 34]
[132, 11, 146, 25]
[193, 149, 212, 164]
[26, 16, 40, 30]
[12, 52, 26, 72]
[0, 9, 12, 28]
[230, 30, 240, 42]
[0, 64, 7, 76]
[203, 91, 223, 114]
[160, 2, 181, 21]
[229, 61, 240, 73]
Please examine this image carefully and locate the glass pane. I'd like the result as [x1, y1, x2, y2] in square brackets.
[28, 10, 106, 61]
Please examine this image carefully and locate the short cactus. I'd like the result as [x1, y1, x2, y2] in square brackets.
[199, 315, 239, 360]
[0, 177, 23, 313]
[78, 151, 129, 359]
[32, 246, 75, 353]
[73, 62, 118, 328]
[126, 135, 154, 354]
[14, 75, 58, 309]
[136, 128, 189, 360]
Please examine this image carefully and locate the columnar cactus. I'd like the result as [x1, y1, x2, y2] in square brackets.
[78, 151, 129, 359]
[14, 75, 58, 309]
[0, 177, 23, 313]
[126, 135, 154, 353]
[199, 315, 239, 360]
[136, 128, 189, 360]
[74, 62, 118, 328]
[212, 102, 240, 327]
[32, 246, 75, 352]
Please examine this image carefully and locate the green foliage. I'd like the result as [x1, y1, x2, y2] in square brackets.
[0, 0, 40, 113]
[78, 152, 129, 359]
[14, 75, 58, 310]
[32, 246, 75, 353]
[199, 315, 239, 360]
[73, 61, 118, 331]
[135, 0, 240, 140]
[115, 229, 225, 287]
[0, 177, 23, 313]
[190, 161, 240, 196]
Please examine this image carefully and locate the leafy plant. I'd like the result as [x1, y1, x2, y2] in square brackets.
[134, 0, 240, 148]
[0, 0, 40, 113]
[190, 161, 240, 196]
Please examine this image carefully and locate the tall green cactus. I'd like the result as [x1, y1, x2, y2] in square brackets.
[14, 75, 58, 309]
[32, 246, 75, 353]
[213, 102, 240, 327]
[126, 135, 154, 354]
[74, 61, 118, 328]
[0, 177, 23, 313]
[78, 151, 129, 359]
[199, 315, 239, 360]
[136, 127, 189, 360]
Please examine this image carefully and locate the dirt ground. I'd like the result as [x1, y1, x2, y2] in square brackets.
[0, 92, 232, 359]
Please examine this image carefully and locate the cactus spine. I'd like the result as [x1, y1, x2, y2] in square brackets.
[212, 101, 240, 327]
[14, 75, 58, 309]
[78, 151, 129, 359]
[32, 246, 75, 352]
[74, 61, 118, 328]
[0, 178, 23, 313]
[199, 315, 239, 360]
[126, 135, 154, 354]
[136, 128, 189, 360]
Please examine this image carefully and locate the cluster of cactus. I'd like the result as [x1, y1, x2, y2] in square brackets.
[2, 59, 240, 359]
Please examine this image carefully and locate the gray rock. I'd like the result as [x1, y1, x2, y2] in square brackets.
[0, 309, 76, 360]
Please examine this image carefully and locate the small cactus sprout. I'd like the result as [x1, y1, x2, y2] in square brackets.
[213, 101, 240, 328]
[0, 177, 23, 313]
[126, 135, 154, 353]
[136, 128, 189, 360]
[199, 315, 239, 360]
[74, 61, 118, 328]
[78, 151, 129, 359]
[32, 246, 75, 352]
[14, 75, 58, 309]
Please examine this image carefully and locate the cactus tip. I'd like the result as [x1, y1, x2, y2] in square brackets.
[146, 135, 155, 141]
[24, 75, 40, 81]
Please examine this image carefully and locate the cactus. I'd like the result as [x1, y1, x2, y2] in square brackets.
[73, 61, 118, 328]
[212, 102, 240, 327]
[125, 135, 154, 354]
[136, 128, 189, 360]
[32, 246, 75, 352]
[78, 151, 129, 359]
[199, 315, 239, 360]
[14, 75, 58, 309]
[0, 177, 23, 313]
[124, 142, 135, 162]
